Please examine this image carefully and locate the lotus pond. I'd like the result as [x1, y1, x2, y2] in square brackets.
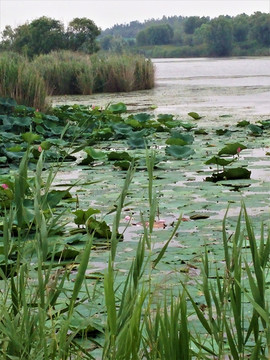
[0, 97, 269, 359]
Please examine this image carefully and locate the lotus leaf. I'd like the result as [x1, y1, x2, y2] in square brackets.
[73, 208, 101, 226]
[165, 145, 195, 159]
[188, 112, 202, 120]
[108, 151, 132, 161]
[170, 131, 194, 144]
[157, 114, 174, 123]
[216, 129, 231, 136]
[166, 138, 187, 146]
[133, 113, 152, 123]
[21, 132, 41, 144]
[237, 120, 250, 127]
[107, 102, 127, 114]
[205, 156, 235, 167]
[205, 167, 251, 182]
[80, 147, 107, 164]
[218, 143, 247, 156]
[248, 124, 263, 136]
[114, 160, 131, 170]
[87, 218, 112, 239]
[127, 136, 147, 149]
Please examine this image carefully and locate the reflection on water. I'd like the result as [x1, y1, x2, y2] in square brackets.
[52, 57, 270, 118]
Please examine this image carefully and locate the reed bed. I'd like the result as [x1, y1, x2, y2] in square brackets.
[0, 52, 48, 111]
[0, 50, 155, 110]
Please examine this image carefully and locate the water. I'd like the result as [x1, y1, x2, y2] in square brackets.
[52, 57, 270, 119]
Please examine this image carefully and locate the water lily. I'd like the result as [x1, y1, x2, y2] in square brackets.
[1, 184, 9, 190]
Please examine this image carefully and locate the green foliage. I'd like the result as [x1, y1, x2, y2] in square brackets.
[0, 16, 100, 57]
[136, 24, 174, 46]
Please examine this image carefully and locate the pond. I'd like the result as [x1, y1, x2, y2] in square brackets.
[52, 57, 270, 119]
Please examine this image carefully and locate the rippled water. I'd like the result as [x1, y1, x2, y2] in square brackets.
[52, 57, 270, 120]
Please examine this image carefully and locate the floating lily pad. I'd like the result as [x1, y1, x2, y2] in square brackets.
[205, 167, 251, 182]
[107, 102, 127, 114]
[165, 145, 195, 159]
[188, 112, 202, 120]
[205, 156, 235, 167]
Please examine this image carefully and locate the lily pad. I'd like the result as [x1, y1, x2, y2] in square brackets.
[107, 102, 127, 114]
[165, 145, 195, 159]
[188, 112, 202, 120]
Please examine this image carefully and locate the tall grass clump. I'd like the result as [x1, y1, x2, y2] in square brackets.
[0, 52, 48, 111]
[91, 54, 154, 93]
[33, 50, 95, 95]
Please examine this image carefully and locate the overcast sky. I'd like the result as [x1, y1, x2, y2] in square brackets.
[0, 0, 269, 32]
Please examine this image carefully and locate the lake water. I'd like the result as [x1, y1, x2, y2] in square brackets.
[52, 57, 270, 121]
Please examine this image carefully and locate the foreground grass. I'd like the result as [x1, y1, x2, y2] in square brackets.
[0, 100, 269, 358]
[0, 148, 269, 359]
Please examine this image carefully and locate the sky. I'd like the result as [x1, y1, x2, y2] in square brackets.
[0, 0, 269, 32]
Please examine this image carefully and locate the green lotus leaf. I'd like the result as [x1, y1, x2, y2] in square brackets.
[87, 218, 112, 239]
[188, 112, 202, 120]
[205, 167, 251, 182]
[73, 208, 101, 226]
[41, 141, 52, 150]
[157, 114, 174, 123]
[248, 124, 263, 136]
[108, 151, 132, 161]
[112, 123, 133, 138]
[170, 131, 194, 144]
[127, 136, 147, 149]
[6, 145, 23, 152]
[194, 128, 208, 135]
[236, 120, 250, 127]
[180, 122, 197, 131]
[218, 142, 247, 156]
[166, 138, 187, 146]
[133, 113, 152, 123]
[114, 160, 131, 170]
[216, 129, 231, 136]
[205, 156, 235, 166]
[21, 132, 41, 144]
[163, 120, 183, 128]
[165, 145, 195, 159]
[124, 118, 141, 128]
[107, 102, 127, 114]
[80, 147, 107, 164]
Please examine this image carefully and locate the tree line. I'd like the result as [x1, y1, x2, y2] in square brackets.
[100, 12, 270, 57]
[0, 12, 269, 58]
[0, 17, 100, 58]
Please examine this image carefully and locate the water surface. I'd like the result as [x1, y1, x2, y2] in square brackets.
[52, 57, 270, 121]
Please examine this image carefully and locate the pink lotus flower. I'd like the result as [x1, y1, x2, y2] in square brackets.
[38, 145, 42, 152]
[237, 147, 241, 154]
[1, 184, 9, 190]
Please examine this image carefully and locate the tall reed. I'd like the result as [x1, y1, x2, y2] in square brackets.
[0, 52, 48, 110]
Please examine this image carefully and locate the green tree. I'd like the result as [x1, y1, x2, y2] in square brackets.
[249, 12, 270, 46]
[183, 16, 209, 34]
[0, 17, 65, 57]
[67, 17, 100, 53]
[232, 14, 249, 42]
[205, 16, 233, 56]
[136, 24, 174, 46]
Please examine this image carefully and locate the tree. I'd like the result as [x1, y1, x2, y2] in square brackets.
[184, 16, 209, 34]
[249, 12, 270, 46]
[136, 24, 174, 46]
[205, 16, 233, 56]
[232, 14, 249, 42]
[0, 17, 66, 57]
[67, 18, 100, 53]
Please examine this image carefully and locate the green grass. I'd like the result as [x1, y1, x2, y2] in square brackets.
[0, 50, 155, 110]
